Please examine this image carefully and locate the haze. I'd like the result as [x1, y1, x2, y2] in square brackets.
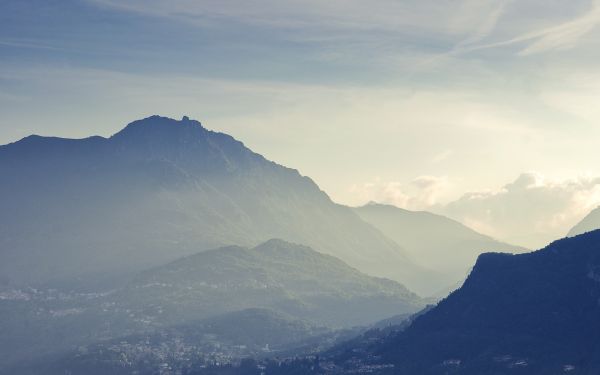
[2, 0, 600, 248]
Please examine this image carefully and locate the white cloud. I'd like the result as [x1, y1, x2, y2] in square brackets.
[441, 173, 600, 248]
[350, 176, 449, 211]
[351, 172, 600, 249]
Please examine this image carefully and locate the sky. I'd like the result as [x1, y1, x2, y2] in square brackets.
[2, 0, 600, 248]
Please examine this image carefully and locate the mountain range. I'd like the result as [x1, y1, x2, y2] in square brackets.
[48, 221, 600, 374]
[0, 116, 431, 293]
[170, 230, 600, 374]
[0, 115, 527, 296]
[2, 115, 568, 374]
[0, 239, 423, 371]
[115, 239, 423, 328]
[353, 202, 525, 289]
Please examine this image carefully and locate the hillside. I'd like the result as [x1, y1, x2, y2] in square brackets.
[331, 230, 600, 374]
[353, 203, 525, 290]
[12, 308, 335, 375]
[569, 206, 600, 237]
[116, 239, 424, 328]
[0, 239, 423, 370]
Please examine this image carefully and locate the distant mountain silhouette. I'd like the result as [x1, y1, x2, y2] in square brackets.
[569, 206, 600, 237]
[353, 202, 525, 291]
[328, 230, 600, 374]
[0, 116, 431, 293]
[116, 239, 424, 328]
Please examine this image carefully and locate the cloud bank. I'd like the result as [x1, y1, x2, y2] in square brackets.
[354, 173, 600, 249]
[350, 176, 449, 212]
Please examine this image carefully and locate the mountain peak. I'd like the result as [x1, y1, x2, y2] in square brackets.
[255, 238, 305, 250]
[252, 239, 323, 259]
[357, 201, 412, 213]
[568, 206, 600, 237]
[110, 115, 205, 140]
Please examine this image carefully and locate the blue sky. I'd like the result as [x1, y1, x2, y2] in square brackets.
[2, 0, 600, 247]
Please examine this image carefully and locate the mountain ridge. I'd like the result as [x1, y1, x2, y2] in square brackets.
[568, 206, 600, 237]
[0, 115, 434, 292]
[123, 238, 423, 328]
[339, 229, 600, 374]
[352, 202, 525, 290]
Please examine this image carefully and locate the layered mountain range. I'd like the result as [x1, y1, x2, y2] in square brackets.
[1, 115, 558, 375]
[353, 203, 524, 289]
[0, 239, 423, 371]
[33, 230, 600, 374]
[0, 116, 428, 292]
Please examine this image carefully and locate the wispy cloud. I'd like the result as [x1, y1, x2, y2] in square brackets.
[453, 0, 512, 49]
[460, 0, 600, 55]
[0, 38, 62, 51]
[90, 0, 600, 58]
[87, 0, 509, 37]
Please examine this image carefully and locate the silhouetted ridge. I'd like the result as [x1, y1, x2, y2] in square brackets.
[110, 115, 260, 172]
[321, 229, 600, 374]
[352, 202, 524, 293]
[0, 134, 107, 159]
[111, 115, 206, 141]
[466, 251, 514, 278]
